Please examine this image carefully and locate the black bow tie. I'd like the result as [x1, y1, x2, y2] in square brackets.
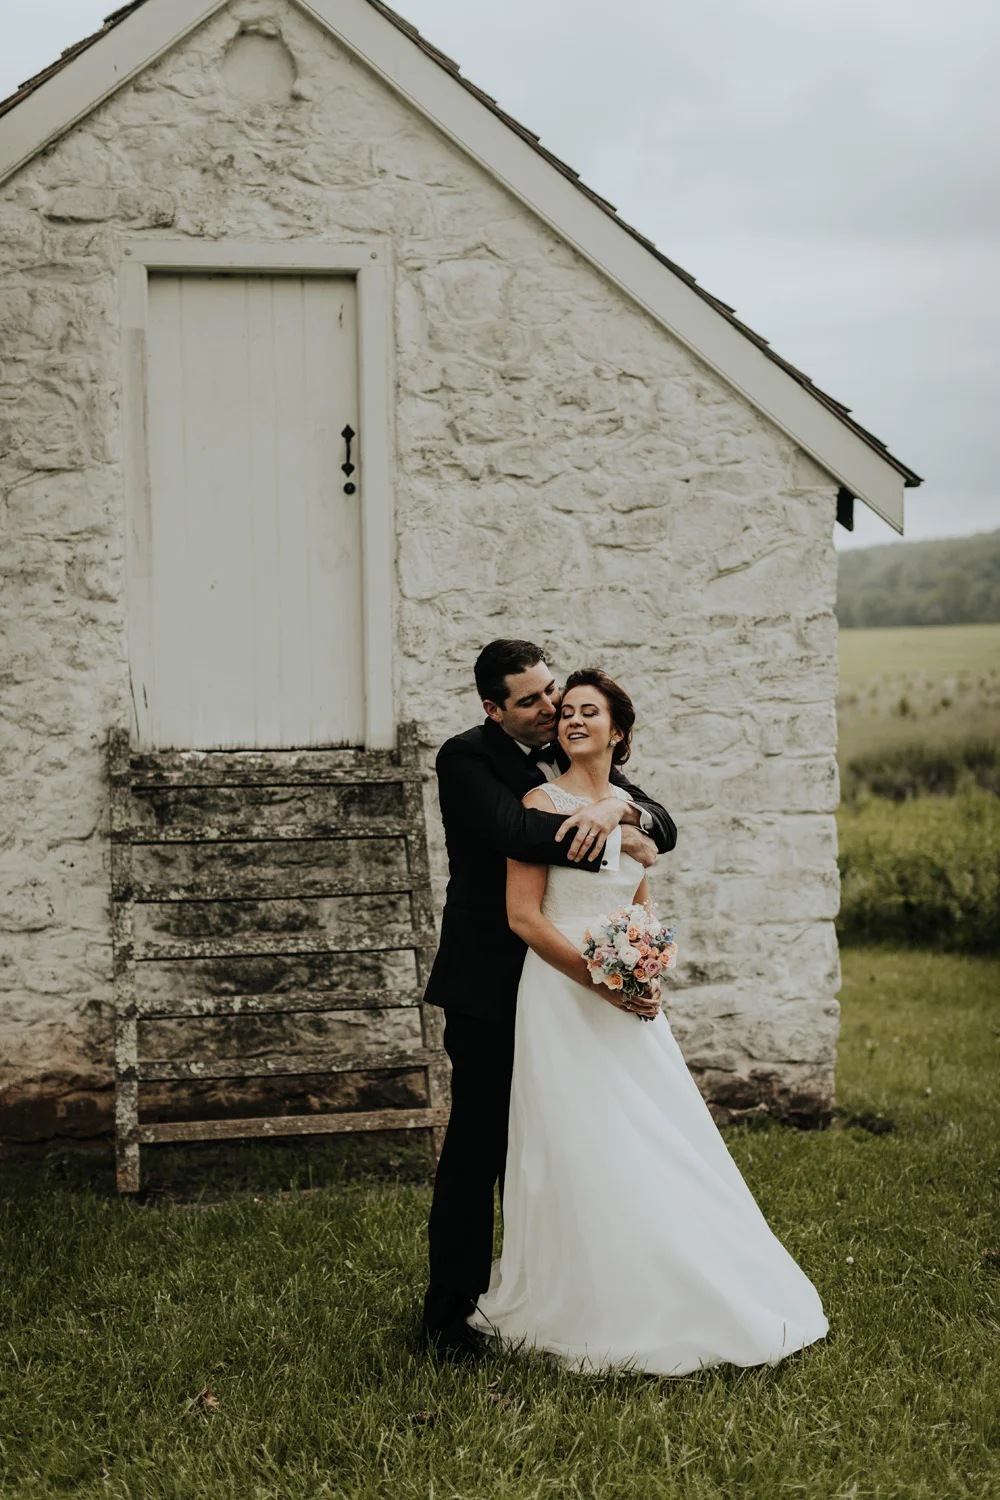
[527, 743, 558, 767]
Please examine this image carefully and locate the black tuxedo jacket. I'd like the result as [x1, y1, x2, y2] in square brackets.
[423, 718, 677, 1020]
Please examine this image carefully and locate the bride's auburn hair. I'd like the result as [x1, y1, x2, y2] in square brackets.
[563, 668, 635, 766]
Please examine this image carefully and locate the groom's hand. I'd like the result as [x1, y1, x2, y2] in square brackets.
[621, 825, 658, 868]
[556, 796, 626, 863]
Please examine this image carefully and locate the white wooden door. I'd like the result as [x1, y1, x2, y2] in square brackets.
[132, 273, 363, 749]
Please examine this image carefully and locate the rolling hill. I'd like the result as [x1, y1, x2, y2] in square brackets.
[837, 529, 1000, 628]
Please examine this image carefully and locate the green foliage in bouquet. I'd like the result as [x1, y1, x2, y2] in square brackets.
[837, 790, 1000, 951]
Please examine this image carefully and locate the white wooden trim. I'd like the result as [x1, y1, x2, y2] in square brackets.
[118, 236, 396, 748]
[119, 238, 389, 272]
[0, 0, 910, 529]
[119, 257, 154, 747]
[356, 262, 396, 748]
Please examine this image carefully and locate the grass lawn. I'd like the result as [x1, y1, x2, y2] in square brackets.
[2, 948, 998, 1500]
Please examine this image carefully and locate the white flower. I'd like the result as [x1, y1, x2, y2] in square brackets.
[619, 944, 641, 969]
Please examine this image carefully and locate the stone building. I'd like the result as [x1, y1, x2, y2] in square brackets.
[0, 0, 919, 1146]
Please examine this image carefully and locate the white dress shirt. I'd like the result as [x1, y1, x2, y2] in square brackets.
[513, 739, 632, 870]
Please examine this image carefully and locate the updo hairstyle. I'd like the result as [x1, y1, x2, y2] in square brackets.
[563, 667, 635, 766]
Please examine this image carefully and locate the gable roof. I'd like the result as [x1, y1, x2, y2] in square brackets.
[0, 0, 921, 530]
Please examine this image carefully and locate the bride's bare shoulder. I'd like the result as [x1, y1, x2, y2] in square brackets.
[522, 785, 555, 810]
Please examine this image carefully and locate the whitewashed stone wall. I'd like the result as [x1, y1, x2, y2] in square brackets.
[0, 0, 841, 1140]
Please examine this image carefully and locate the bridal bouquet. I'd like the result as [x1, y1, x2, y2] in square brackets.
[582, 904, 677, 1019]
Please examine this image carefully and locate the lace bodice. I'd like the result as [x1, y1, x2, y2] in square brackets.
[534, 783, 644, 933]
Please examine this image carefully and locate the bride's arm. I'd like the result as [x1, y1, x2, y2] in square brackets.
[508, 790, 663, 1012]
[506, 856, 594, 992]
[507, 857, 659, 1016]
[505, 787, 592, 990]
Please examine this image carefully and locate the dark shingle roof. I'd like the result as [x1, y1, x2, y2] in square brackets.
[0, 0, 921, 488]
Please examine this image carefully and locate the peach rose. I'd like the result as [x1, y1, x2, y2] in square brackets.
[605, 972, 624, 990]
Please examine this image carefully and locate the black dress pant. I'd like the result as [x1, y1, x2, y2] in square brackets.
[422, 1006, 516, 1336]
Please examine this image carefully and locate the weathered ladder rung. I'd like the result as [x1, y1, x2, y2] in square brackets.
[134, 928, 434, 962]
[109, 820, 414, 844]
[136, 1105, 450, 1146]
[116, 874, 423, 902]
[136, 1047, 437, 1082]
[117, 748, 406, 786]
[119, 765, 421, 788]
[135, 988, 424, 1018]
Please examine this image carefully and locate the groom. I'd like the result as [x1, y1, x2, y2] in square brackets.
[420, 639, 677, 1361]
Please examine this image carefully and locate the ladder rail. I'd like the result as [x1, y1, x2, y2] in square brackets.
[107, 726, 448, 1192]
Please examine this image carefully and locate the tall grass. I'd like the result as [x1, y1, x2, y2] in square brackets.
[837, 789, 1000, 950]
[836, 622, 1000, 769]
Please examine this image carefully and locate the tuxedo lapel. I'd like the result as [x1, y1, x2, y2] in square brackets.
[482, 717, 548, 792]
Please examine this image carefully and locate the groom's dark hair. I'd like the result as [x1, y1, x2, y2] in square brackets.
[475, 639, 547, 706]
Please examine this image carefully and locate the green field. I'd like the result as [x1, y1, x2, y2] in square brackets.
[2, 949, 999, 1500]
[839, 623, 1000, 687]
[838, 623, 1000, 765]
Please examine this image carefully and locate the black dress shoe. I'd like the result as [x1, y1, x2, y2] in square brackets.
[421, 1320, 488, 1365]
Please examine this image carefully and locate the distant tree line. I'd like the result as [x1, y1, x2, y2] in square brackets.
[837, 529, 1000, 628]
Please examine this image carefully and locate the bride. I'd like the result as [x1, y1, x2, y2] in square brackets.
[469, 667, 829, 1376]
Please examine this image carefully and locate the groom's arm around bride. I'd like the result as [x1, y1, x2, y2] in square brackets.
[423, 716, 675, 1019]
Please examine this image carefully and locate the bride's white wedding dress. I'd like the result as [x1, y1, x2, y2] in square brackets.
[469, 783, 829, 1376]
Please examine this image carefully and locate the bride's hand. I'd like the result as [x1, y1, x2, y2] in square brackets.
[556, 796, 625, 864]
[608, 982, 660, 1020]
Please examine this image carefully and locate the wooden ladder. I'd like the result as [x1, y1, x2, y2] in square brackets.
[108, 724, 448, 1192]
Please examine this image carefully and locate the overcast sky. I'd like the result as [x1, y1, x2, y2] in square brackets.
[5, 0, 999, 551]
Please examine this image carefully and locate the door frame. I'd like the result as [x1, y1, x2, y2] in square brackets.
[119, 237, 396, 750]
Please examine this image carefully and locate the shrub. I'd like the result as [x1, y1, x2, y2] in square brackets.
[841, 737, 1000, 804]
[837, 789, 1000, 951]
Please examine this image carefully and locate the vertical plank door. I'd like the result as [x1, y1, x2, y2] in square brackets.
[134, 273, 363, 749]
